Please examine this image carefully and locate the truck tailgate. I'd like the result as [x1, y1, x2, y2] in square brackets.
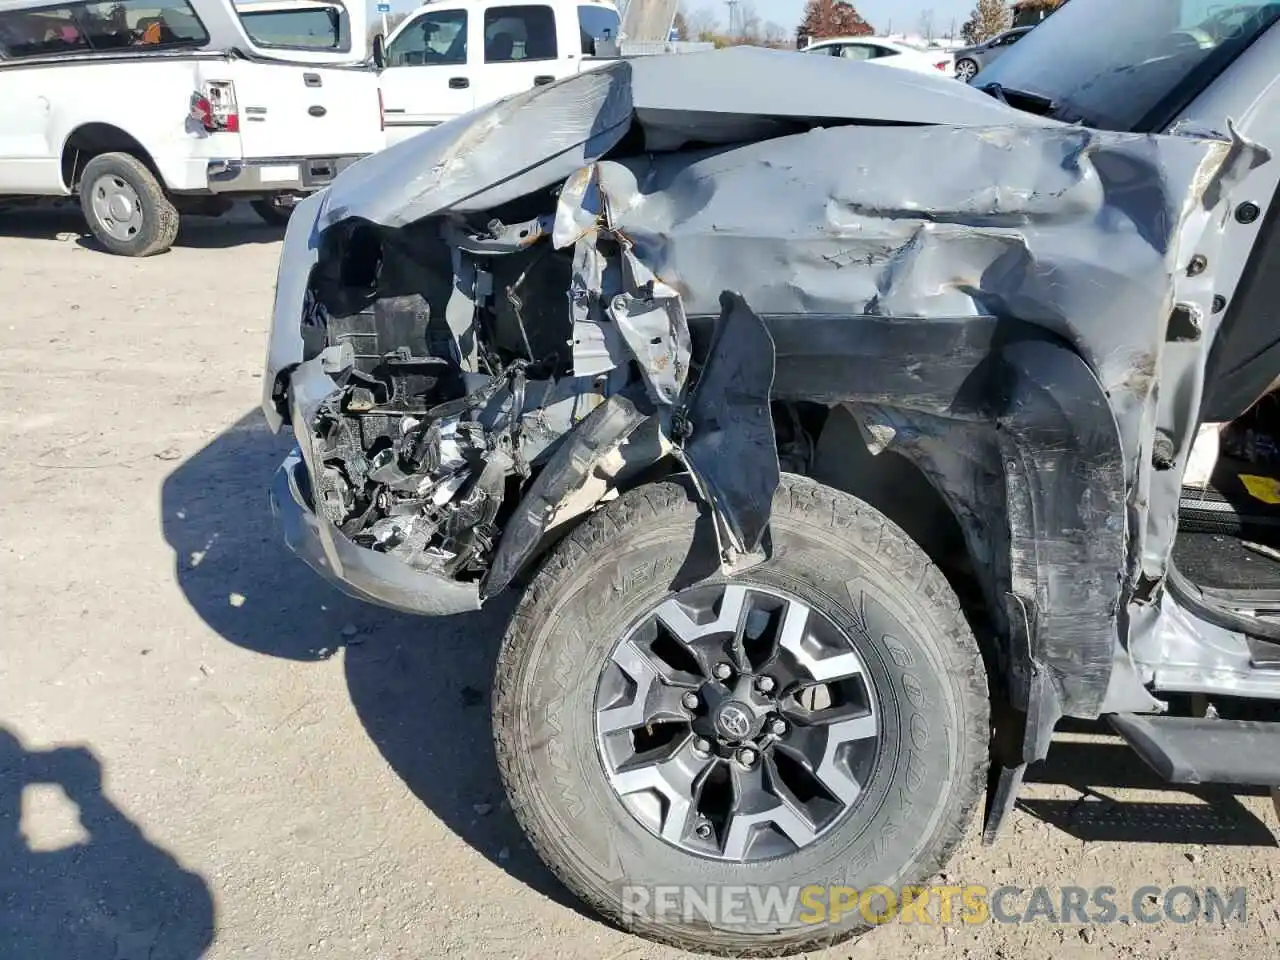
[223, 61, 383, 158]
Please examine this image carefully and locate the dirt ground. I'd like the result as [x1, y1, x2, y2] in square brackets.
[1, 207, 1277, 960]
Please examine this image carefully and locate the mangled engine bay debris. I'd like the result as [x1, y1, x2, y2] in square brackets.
[268, 47, 1267, 631]
[296, 164, 772, 602]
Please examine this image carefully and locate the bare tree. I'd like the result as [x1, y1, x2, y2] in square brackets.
[917, 8, 935, 41]
[738, 0, 761, 41]
[762, 19, 787, 44]
[682, 3, 720, 40]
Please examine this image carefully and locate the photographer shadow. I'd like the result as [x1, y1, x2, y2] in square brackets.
[0, 727, 214, 960]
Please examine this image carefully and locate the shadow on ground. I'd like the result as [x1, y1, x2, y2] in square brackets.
[159, 410, 584, 913]
[0, 727, 214, 960]
[0, 204, 283, 251]
[161, 413, 1280, 919]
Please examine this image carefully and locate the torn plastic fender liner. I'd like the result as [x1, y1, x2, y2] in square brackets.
[977, 334, 1127, 841]
[994, 337, 1127, 726]
[482, 292, 781, 597]
[749, 312, 1125, 724]
[676, 293, 780, 561]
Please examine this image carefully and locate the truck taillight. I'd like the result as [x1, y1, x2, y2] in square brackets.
[377, 87, 385, 133]
[191, 81, 239, 133]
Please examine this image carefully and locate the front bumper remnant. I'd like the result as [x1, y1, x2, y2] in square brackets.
[270, 448, 482, 616]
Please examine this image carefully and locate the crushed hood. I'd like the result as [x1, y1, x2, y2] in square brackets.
[310, 46, 1039, 230]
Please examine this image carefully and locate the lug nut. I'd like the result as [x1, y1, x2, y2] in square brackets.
[713, 662, 733, 680]
[695, 821, 713, 840]
[755, 675, 776, 694]
[682, 691, 700, 711]
[736, 746, 758, 768]
[693, 737, 712, 755]
[769, 718, 788, 737]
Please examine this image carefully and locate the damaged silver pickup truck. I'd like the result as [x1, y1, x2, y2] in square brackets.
[263, 0, 1280, 952]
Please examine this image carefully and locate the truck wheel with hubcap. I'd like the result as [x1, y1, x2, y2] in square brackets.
[493, 475, 990, 955]
[78, 152, 179, 257]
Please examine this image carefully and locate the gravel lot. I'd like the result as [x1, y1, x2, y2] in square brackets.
[1, 207, 1278, 960]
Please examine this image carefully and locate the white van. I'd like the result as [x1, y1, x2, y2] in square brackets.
[377, 0, 621, 146]
[0, 0, 383, 255]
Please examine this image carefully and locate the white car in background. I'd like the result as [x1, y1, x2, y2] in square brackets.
[802, 36, 955, 75]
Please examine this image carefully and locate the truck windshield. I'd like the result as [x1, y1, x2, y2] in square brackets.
[973, 0, 1280, 131]
[238, 5, 344, 50]
[578, 4, 619, 55]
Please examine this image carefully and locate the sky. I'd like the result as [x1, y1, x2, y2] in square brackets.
[381, 0, 980, 37]
[729, 0, 976, 34]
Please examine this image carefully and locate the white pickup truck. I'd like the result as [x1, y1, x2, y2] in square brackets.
[377, 0, 621, 146]
[0, 0, 383, 255]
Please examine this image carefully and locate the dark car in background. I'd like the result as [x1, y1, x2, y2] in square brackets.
[953, 24, 1034, 80]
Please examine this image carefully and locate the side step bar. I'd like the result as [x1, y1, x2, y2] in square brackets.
[1109, 714, 1280, 785]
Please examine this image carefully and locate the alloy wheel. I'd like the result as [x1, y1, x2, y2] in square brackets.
[594, 583, 880, 862]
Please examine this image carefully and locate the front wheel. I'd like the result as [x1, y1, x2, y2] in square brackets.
[954, 58, 979, 82]
[493, 476, 990, 955]
[79, 152, 179, 257]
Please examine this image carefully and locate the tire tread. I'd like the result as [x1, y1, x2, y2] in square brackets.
[493, 476, 989, 957]
[79, 152, 179, 257]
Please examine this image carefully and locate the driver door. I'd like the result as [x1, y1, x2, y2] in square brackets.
[379, 5, 475, 146]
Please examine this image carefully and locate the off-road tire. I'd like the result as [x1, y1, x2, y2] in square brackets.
[493, 475, 990, 956]
[250, 197, 293, 227]
[78, 152, 179, 257]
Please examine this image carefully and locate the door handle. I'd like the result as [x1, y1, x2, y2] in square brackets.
[533, 74, 554, 85]
[448, 77, 469, 89]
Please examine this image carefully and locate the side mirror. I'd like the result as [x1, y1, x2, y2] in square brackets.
[372, 33, 386, 70]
